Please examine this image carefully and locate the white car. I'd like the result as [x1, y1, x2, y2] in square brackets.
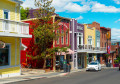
[86, 61, 101, 71]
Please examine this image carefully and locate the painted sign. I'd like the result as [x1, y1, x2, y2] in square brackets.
[0, 41, 5, 48]
[58, 22, 68, 29]
[77, 26, 83, 30]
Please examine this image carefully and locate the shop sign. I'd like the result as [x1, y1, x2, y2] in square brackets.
[77, 26, 83, 30]
[0, 41, 5, 48]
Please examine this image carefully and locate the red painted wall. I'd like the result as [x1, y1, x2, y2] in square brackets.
[55, 22, 70, 47]
[21, 17, 70, 68]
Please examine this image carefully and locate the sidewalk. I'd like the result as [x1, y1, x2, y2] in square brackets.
[0, 67, 115, 84]
[0, 68, 84, 84]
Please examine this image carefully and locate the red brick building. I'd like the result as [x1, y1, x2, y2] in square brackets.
[100, 27, 116, 66]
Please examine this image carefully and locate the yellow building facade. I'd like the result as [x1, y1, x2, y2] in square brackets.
[84, 24, 95, 47]
[0, 0, 31, 78]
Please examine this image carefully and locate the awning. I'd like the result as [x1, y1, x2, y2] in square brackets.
[55, 48, 74, 55]
[21, 44, 27, 51]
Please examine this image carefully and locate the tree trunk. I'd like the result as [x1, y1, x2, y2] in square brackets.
[53, 54, 56, 72]
[43, 57, 46, 69]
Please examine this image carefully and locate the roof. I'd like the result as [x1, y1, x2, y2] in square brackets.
[100, 27, 111, 31]
[9, 0, 23, 4]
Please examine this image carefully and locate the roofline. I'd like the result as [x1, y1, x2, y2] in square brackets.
[9, 0, 23, 4]
[55, 15, 71, 21]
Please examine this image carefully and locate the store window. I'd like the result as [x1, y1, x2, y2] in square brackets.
[0, 45, 10, 66]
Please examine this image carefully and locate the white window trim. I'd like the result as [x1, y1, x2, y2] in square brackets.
[3, 9, 10, 32]
[0, 43, 11, 68]
[3, 9, 10, 20]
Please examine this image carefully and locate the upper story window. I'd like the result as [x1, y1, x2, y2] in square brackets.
[88, 36, 92, 45]
[61, 30, 64, 44]
[66, 32, 68, 44]
[57, 30, 59, 44]
[3, 9, 9, 19]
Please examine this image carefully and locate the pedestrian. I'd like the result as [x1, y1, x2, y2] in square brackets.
[110, 59, 112, 67]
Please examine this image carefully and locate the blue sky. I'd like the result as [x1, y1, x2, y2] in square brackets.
[21, 0, 120, 40]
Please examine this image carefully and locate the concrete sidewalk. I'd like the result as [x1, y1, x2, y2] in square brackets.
[0, 69, 84, 84]
[0, 67, 116, 84]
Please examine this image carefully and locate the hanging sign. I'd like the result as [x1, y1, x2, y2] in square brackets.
[0, 41, 5, 48]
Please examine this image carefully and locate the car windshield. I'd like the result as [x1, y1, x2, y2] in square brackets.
[89, 62, 98, 65]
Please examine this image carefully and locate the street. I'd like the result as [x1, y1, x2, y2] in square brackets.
[9, 68, 120, 84]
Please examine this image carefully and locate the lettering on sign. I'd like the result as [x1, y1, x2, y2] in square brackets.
[58, 22, 68, 29]
[0, 41, 5, 48]
[77, 26, 83, 30]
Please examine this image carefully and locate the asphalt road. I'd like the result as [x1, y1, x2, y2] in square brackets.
[10, 68, 120, 84]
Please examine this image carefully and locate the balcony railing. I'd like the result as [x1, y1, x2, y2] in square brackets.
[0, 18, 29, 35]
[78, 44, 106, 51]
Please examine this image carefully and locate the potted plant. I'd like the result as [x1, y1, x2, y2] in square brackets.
[114, 60, 119, 67]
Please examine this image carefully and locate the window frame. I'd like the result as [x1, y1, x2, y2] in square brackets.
[61, 30, 64, 45]
[3, 9, 10, 20]
[0, 43, 11, 68]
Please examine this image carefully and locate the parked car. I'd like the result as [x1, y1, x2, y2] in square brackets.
[86, 61, 101, 71]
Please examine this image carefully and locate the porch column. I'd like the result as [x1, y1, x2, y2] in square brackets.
[76, 53, 78, 69]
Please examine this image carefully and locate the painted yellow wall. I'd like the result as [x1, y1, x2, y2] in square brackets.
[0, 67, 20, 75]
[0, 37, 20, 75]
[84, 24, 96, 47]
[0, 0, 20, 21]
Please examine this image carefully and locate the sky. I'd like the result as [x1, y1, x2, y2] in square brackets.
[21, 0, 120, 40]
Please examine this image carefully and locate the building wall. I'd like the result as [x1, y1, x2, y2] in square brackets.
[100, 27, 111, 48]
[70, 19, 84, 51]
[0, 37, 20, 78]
[95, 30, 100, 47]
[84, 24, 95, 47]
[0, 0, 20, 21]
[0, 0, 21, 78]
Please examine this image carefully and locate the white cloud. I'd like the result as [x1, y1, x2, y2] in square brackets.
[21, 0, 36, 8]
[76, 16, 83, 20]
[113, 0, 120, 4]
[52, 0, 90, 12]
[21, 0, 120, 13]
[91, 2, 120, 13]
[115, 19, 120, 23]
[111, 28, 120, 39]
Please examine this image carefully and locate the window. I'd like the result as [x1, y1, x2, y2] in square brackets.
[61, 30, 64, 44]
[57, 30, 59, 44]
[88, 36, 92, 45]
[3, 9, 9, 19]
[0, 45, 10, 66]
[66, 32, 68, 44]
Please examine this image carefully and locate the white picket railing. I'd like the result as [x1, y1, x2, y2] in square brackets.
[0, 18, 29, 35]
[77, 44, 106, 51]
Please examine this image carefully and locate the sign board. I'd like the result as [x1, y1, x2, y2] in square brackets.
[106, 31, 111, 39]
[0, 41, 5, 48]
[77, 26, 83, 30]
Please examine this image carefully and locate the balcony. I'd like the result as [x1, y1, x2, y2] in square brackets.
[0, 18, 31, 38]
[77, 44, 107, 53]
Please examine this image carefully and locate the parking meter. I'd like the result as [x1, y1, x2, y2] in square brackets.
[63, 59, 67, 72]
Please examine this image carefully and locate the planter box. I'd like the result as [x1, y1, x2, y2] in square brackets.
[45, 68, 50, 73]
[113, 64, 119, 67]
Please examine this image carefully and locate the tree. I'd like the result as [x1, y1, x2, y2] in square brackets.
[20, 6, 29, 20]
[26, 0, 68, 69]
